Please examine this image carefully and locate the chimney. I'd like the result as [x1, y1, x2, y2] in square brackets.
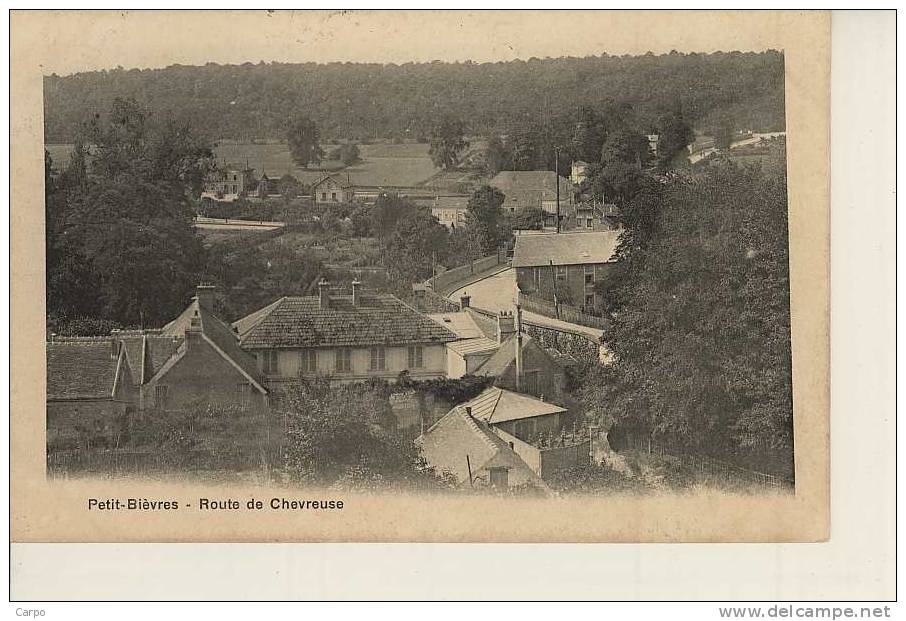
[351, 279, 362, 306]
[196, 284, 216, 312]
[411, 284, 427, 310]
[185, 310, 203, 347]
[496, 311, 516, 344]
[465, 406, 473, 418]
[459, 292, 471, 310]
[318, 279, 331, 310]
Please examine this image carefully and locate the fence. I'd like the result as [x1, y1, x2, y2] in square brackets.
[520, 292, 608, 330]
[622, 434, 794, 490]
[427, 250, 508, 296]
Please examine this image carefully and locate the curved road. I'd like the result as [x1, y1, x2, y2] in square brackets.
[449, 267, 604, 341]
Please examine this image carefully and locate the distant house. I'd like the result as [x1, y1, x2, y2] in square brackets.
[311, 174, 355, 204]
[417, 405, 549, 492]
[202, 164, 256, 202]
[570, 160, 589, 185]
[488, 170, 577, 230]
[428, 300, 572, 400]
[575, 201, 620, 231]
[46, 337, 139, 452]
[512, 231, 621, 311]
[431, 195, 469, 229]
[233, 281, 458, 389]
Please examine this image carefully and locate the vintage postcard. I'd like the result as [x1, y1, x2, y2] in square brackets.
[11, 9, 830, 543]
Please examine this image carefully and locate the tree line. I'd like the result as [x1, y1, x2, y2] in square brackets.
[44, 51, 785, 143]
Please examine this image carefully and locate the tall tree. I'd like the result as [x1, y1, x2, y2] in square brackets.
[428, 115, 468, 170]
[46, 97, 213, 329]
[656, 111, 695, 169]
[286, 115, 323, 168]
[465, 185, 506, 255]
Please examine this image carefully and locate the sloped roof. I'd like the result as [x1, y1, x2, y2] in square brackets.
[447, 337, 499, 357]
[117, 332, 182, 386]
[433, 195, 469, 210]
[311, 173, 353, 190]
[234, 292, 457, 349]
[427, 310, 486, 340]
[162, 298, 265, 392]
[473, 333, 566, 379]
[512, 231, 621, 267]
[46, 338, 128, 401]
[419, 406, 546, 489]
[461, 386, 566, 424]
[489, 171, 574, 200]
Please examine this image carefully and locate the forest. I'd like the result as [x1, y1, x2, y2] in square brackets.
[44, 51, 785, 143]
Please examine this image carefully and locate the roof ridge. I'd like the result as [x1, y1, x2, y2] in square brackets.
[460, 408, 501, 453]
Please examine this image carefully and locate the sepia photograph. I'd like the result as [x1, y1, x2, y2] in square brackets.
[10, 9, 836, 548]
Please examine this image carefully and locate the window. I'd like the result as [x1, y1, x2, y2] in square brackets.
[331, 192, 337, 201]
[235, 382, 251, 406]
[232, 174, 238, 181]
[321, 192, 327, 201]
[154, 385, 169, 408]
[585, 293, 595, 308]
[584, 265, 595, 286]
[586, 218, 593, 228]
[369, 347, 386, 371]
[556, 266, 568, 281]
[523, 370, 540, 396]
[260, 350, 279, 375]
[335, 348, 352, 373]
[488, 467, 509, 488]
[300, 350, 317, 374]
[407, 345, 424, 369]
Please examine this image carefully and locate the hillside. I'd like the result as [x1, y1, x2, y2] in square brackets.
[44, 51, 785, 143]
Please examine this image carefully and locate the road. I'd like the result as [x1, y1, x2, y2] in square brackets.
[449, 268, 604, 341]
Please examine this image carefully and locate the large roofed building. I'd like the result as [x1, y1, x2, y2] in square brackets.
[489, 170, 577, 230]
[234, 281, 457, 386]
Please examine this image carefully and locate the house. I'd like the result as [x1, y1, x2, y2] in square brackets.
[202, 164, 256, 202]
[46, 337, 139, 452]
[113, 285, 268, 412]
[233, 281, 458, 389]
[575, 201, 620, 231]
[312, 174, 355, 204]
[458, 386, 567, 444]
[417, 405, 549, 492]
[512, 230, 621, 311]
[428, 300, 571, 400]
[570, 160, 589, 185]
[431, 195, 470, 229]
[488, 170, 577, 230]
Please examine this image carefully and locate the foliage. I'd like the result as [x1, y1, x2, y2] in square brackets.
[428, 115, 468, 170]
[45, 97, 212, 328]
[48, 315, 124, 337]
[591, 157, 793, 467]
[655, 111, 695, 169]
[328, 143, 361, 166]
[383, 208, 450, 285]
[45, 52, 786, 143]
[465, 185, 507, 255]
[394, 373, 495, 404]
[280, 378, 451, 490]
[285, 115, 323, 168]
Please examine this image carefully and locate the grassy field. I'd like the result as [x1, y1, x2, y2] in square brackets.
[47, 141, 440, 188]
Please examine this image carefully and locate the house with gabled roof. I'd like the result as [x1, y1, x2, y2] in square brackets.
[233, 280, 457, 388]
[311, 173, 354, 204]
[46, 337, 139, 451]
[489, 170, 577, 230]
[417, 405, 549, 493]
[427, 297, 573, 400]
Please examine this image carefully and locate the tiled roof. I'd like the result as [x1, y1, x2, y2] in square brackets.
[447, 337, 499, 357]
[433, 195, 469, 210]
[472, 333, 566, 379]
[312, 173, 353, 190]
[116, 332, 182, 385]
[235, 292, 458, 349]
[162, 298, 265, 392]
[419, 406, 546, 489]
[489, 171, 575, 200]
[46, 338, 127, 400]
[460, 386, 566, 425]
[512, 231, 621, 267]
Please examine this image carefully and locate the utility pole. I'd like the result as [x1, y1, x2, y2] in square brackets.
[554, 146, 561, 233]
[515, 287, 523, 394]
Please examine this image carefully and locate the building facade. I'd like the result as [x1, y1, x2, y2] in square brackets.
[311, 174, 355, 204]
[233, 281, 457, 389]
[513, 231, 621, 311]
[202, 165, 256, 202]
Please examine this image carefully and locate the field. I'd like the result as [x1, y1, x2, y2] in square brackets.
[47, 141, 440, 189]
